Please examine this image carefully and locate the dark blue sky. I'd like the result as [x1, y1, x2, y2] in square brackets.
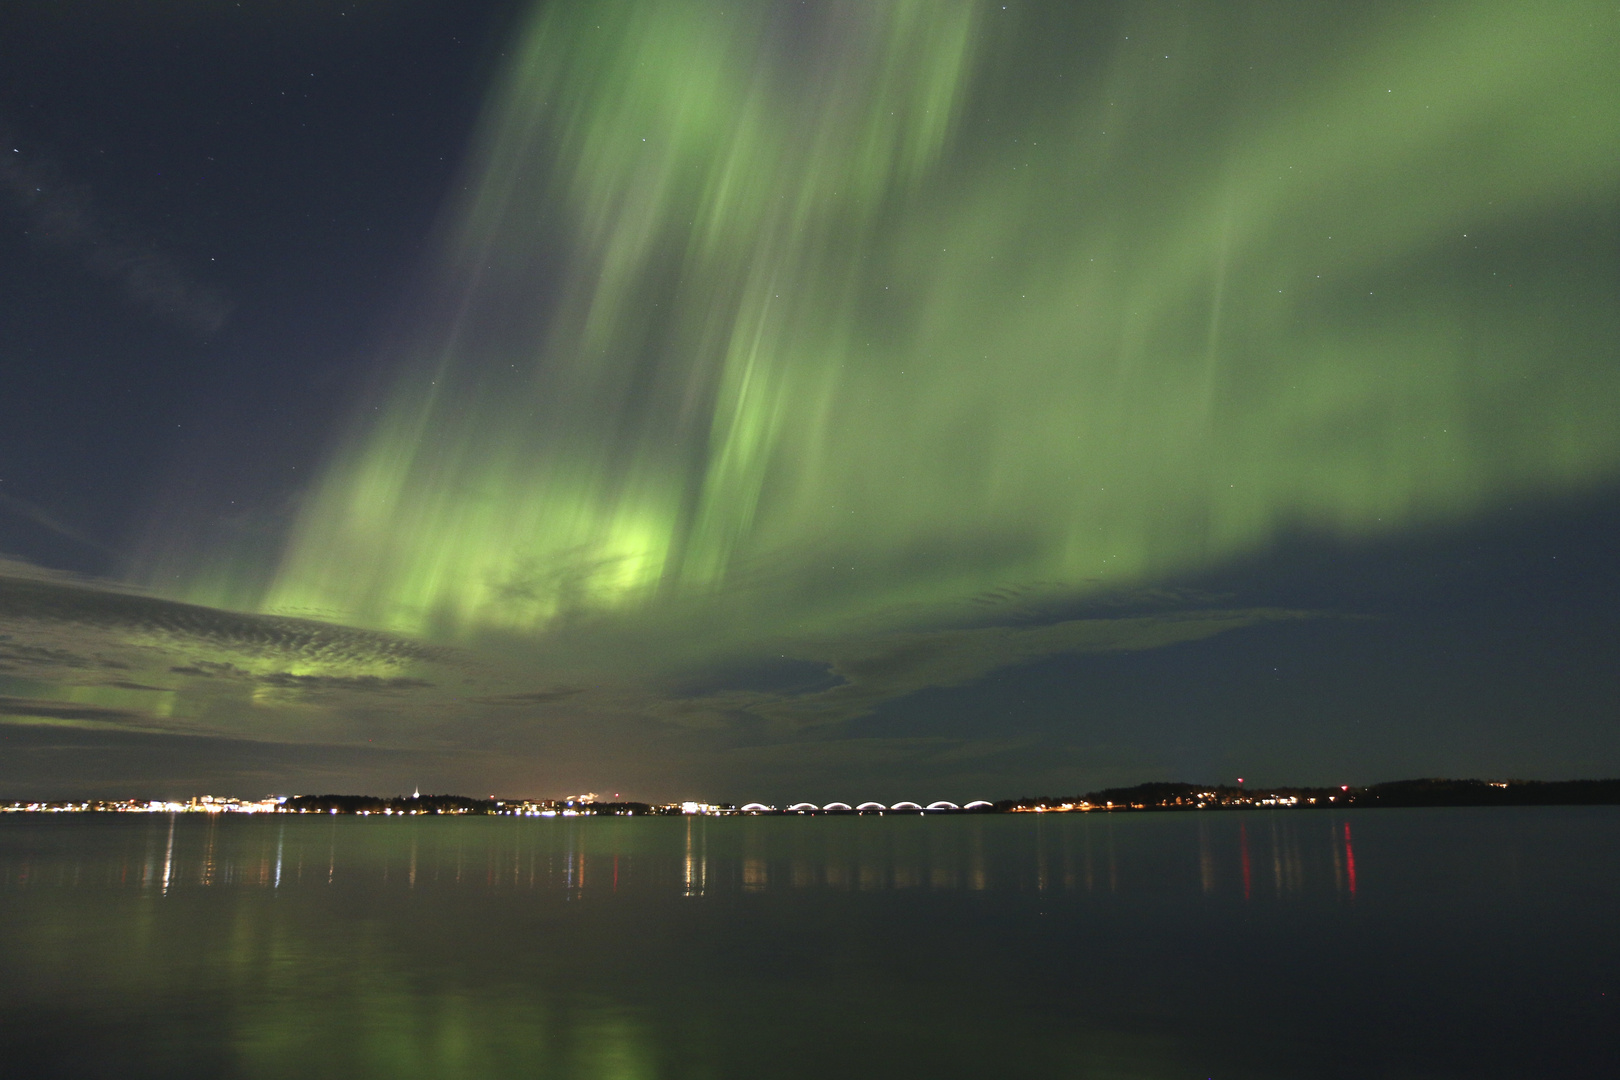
[0, 0, 524, 572]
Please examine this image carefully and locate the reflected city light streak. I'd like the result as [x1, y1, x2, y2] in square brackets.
[2, 809, 1610, 1078]
[160, 814, 175, 896]
[1, 812, 1391, 902]
[1344, 822, 1358, 898]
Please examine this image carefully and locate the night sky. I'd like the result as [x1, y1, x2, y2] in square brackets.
[2, 0, 1617, 804]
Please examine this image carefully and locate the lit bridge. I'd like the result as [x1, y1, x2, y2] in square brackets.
[737, 801, 995, 814]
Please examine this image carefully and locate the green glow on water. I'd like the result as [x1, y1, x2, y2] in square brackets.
[4, 813, 1615, 1078]
[208, 1, 1617, 646]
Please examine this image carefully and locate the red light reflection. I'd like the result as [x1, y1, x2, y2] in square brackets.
[1343, 822, 1357, 897]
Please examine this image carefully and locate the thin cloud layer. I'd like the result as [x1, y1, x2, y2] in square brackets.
[0, 561, 1309, 798]
[0, 126, 233, 337]
[655, 608, 1311, 731]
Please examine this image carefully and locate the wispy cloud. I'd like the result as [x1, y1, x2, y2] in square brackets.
[0, 123, 232, 336]
[0, 566, 458, 746]
[0, 558, 1324, 797]
[654, 608, 1312, 731]
[0, 491, 119, 557]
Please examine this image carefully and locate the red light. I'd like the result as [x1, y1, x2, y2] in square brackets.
[1341, 785, 1349, 791]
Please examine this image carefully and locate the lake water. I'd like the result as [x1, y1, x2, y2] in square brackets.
[0, 808, 1615, 1079]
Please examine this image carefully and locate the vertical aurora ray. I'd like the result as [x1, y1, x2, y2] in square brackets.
[224, 0, 1615, 649]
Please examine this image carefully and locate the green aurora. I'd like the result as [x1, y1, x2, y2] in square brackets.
[172, 0, 1618, 658]
[39, 0, 1608, 790]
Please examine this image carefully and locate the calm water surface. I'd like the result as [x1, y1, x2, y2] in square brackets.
[0, 809, 1615, 1079]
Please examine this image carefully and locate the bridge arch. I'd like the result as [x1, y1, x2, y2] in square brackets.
[963, 800, 994, 809]
[856, 802, 887, 811]
[926, 801, 960, 811]
[891, 801, 922, 810]
[740, 803, 773, 812]
[787, 802, 818, 812]
[821, 802, 853, 811]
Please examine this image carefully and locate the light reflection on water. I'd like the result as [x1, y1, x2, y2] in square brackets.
[0, 810, 1616, 1079]
[0, 812, 1368, 901]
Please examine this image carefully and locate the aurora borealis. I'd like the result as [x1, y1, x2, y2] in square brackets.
[204, 0, 1620, 641]
[1, 0, 1618, 799]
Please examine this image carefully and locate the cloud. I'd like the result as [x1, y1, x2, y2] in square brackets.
[0, 555, 1324, 801]
[0, 695, 151, 725]
[0, 721, 433, 801]
[0, 636, 98, 672]
[0, 570, 446, 671]
[0, 566, 463, 748]
[0, 125, 232, 336]
[254, 673, 433, 693]
[470, 688, 588, 706]
[706, 736, 1162, 803]
[659, 608, 1313, 731]
[0, 491, 120, 557]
